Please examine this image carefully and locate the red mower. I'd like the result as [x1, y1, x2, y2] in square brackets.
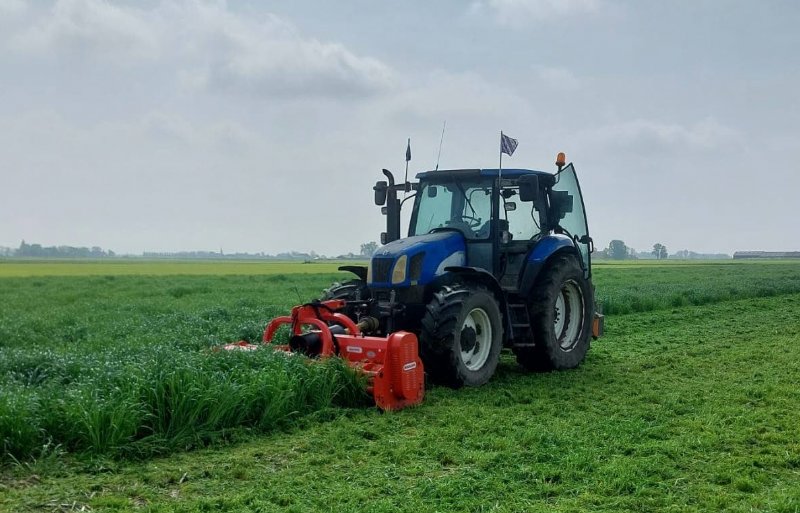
[222, 299, 425, 411]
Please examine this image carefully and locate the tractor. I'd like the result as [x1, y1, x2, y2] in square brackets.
[228, 152, 602, 409]
[321, 152, 603, 389]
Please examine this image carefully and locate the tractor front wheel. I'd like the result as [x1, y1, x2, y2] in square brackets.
[515, 255, 592, 371]
[320, 279, 369, 302]
[320, 279, 369, 322]
[420, 283, 503, 388]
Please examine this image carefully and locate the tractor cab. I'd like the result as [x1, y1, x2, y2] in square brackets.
[372, 163, 592, 293]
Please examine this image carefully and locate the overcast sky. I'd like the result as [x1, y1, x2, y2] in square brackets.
[1, 0, 798, 256]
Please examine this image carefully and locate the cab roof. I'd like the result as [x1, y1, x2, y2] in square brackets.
[415, 168, 553, 180]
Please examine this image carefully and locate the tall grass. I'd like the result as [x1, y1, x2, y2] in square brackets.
[592, 261, 800, 314]
[0, 273, 367, 462]
[0, 346, 366, 461]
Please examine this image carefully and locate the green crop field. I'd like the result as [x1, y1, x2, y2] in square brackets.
[1, 260, 800, 512]
[0, 259, 357, 278]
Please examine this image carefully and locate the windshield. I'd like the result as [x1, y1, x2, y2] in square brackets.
[410, 179, 493, 239]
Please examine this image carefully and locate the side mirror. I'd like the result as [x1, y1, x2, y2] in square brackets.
[380, 232, 388, 245]
[518, 175, 539, 202]
[427, 186, 438, 198]
[504, 202, 517, 212]
[374, 181, 388, 206]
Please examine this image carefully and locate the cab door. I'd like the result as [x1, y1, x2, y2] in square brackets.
[552, 164, 592, 278]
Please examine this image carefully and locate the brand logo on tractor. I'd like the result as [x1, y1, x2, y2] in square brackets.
[402, 362, 417, 371]
[346, 346, 363, 354]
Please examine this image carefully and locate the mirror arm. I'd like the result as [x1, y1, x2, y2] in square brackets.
[400, 193, 417, 209]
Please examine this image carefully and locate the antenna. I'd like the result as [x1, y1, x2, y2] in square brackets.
[403, 138, 411, 194]
[434, 120, 447, 171]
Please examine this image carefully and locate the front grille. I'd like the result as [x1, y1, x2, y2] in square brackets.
[371, 257, 394, 283]
[409, 252, 425, 281]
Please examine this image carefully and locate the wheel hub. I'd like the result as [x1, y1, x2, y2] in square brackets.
[552, 280, 585, 351]
[460, 326, 477, 353]
[460, 308, 493, 371]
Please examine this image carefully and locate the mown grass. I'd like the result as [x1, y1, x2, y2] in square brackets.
[2, 292, 799, 512]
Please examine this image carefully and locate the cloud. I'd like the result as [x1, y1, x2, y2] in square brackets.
[534, 66, 581, 90]
[471, 0, 602, 27]
[11, 0, 158, 59]
[376, 70, 531, 125]
[8, 0, 394, 98]
[137, 111, 257, 152]
[577, 117, 741, 152]
[0, 0, 25, 17]
[199, 22, 394, 98]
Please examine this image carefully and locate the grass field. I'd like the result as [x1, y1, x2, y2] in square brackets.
[0, 259, 355, 277]
[2, 260, 800, 512]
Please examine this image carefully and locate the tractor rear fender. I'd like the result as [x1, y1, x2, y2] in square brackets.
[518, 235, 582, 298]
[438, 265, 509, 341]
[338, 265, 368, 282]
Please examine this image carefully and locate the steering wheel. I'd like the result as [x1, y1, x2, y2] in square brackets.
[449, 215, 481, 229]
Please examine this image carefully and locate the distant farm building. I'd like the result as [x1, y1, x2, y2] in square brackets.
[733, 251, 800, 259]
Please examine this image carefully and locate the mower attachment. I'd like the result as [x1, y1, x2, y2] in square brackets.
[221, 300, 424, 411]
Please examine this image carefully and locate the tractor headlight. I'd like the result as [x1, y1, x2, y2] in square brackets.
[391, 255, 407, 284]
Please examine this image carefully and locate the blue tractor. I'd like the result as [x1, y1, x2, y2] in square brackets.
[324, 153, 603, 387]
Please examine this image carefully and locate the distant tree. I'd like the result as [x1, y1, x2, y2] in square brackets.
[652, 243, 668, 260]
[360, 241, 378, 257]
[607, 240, 629, 260]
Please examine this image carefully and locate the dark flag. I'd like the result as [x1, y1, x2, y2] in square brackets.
[500, 132, 518, 156]
[406, 138, 411, 162]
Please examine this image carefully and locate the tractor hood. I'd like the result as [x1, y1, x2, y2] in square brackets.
[368, 231, 466, 287]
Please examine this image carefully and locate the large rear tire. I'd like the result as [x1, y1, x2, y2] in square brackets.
[420, 283, 503, 388]
[515, 255, 592, 371]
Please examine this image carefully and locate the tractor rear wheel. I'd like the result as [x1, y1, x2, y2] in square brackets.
[420, 283, 503, 388]
[515, 255, 592, 371]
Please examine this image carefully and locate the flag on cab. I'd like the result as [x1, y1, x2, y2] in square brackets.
[406, 138, 412, 162]
[500, 132, 518, 156]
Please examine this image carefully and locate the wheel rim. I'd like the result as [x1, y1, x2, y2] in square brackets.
[460, 307, 493, 371]
[553, 280, 585, 351]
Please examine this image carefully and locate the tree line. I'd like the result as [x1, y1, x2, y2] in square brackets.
[597, 240, 730, 260]
[11, 240, 115, 258]
[3, 240, 374, 260]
